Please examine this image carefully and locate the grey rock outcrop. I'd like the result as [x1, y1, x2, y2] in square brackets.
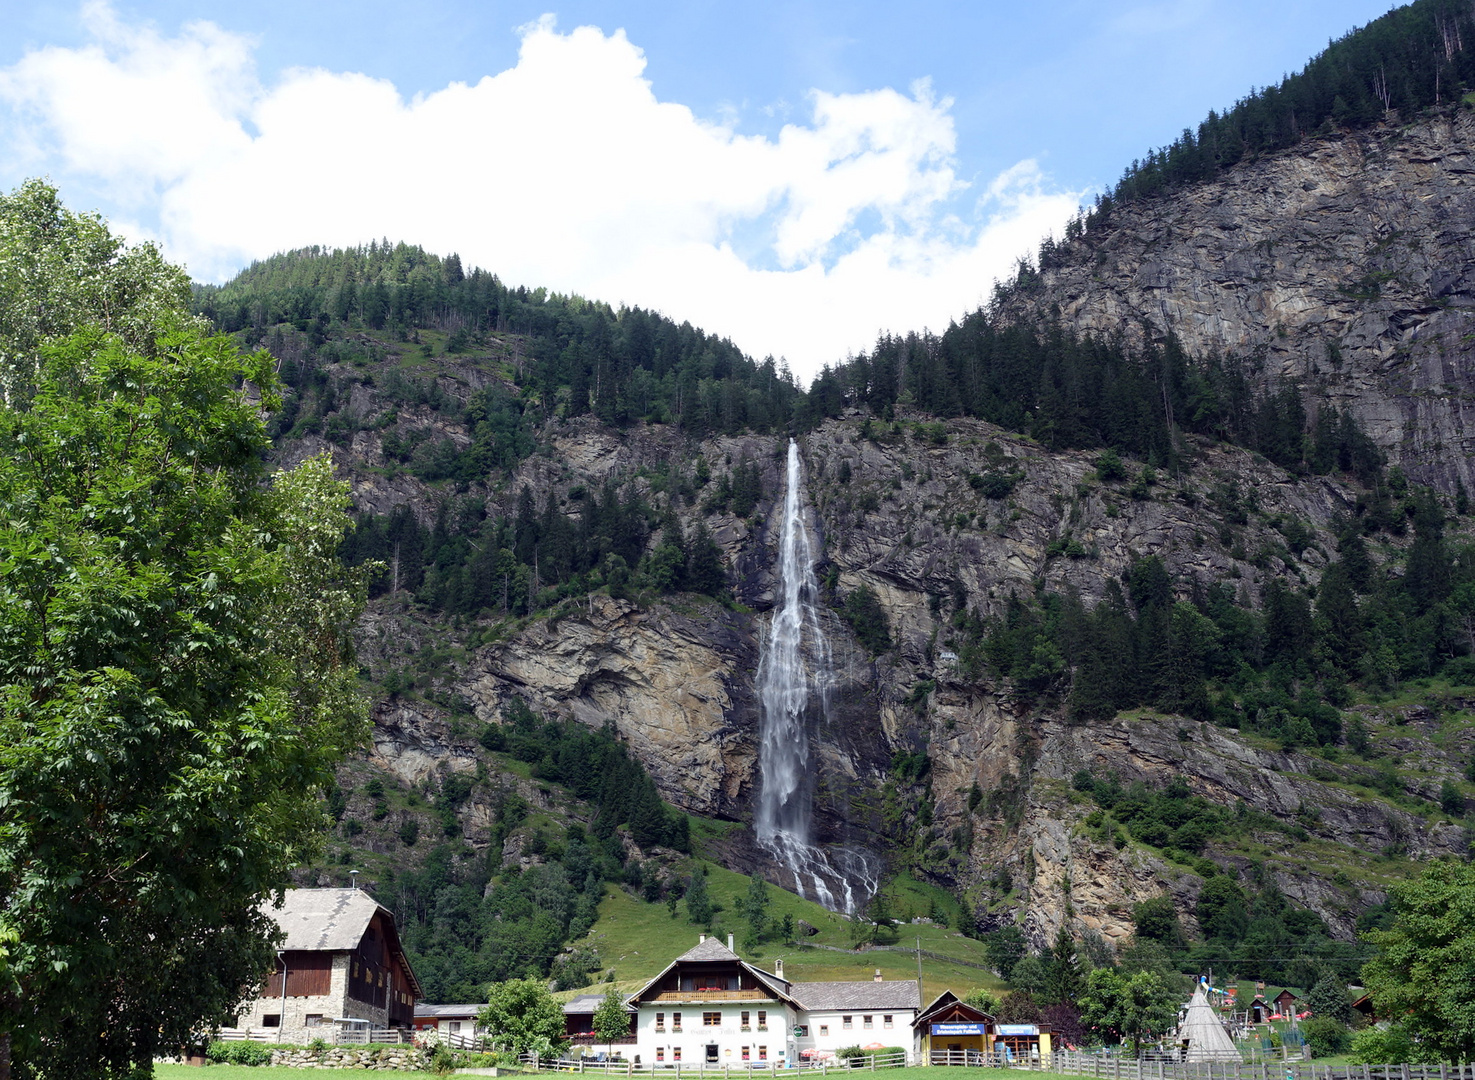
[1000, 109, 1475, 493]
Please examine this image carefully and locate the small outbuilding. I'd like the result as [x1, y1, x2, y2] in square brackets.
[914, 991, 996, 1064]
[414, 1003, 483, 1038]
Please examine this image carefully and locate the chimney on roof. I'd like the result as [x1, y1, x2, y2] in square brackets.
[349, 870, 359, 891]
[874, 970, 883, 982]
[728, 933, 735, 952]
[700, 934, 706, 943]
[775, 959, 784, 979]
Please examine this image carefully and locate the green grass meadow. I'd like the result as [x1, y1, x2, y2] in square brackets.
[572, 859, 1004, 1000]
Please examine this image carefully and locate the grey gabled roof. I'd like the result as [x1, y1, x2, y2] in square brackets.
[794, 981, 921, 1011]
[628, 938, 797, 1007]
[564, 993, 635, 1014]
[263, 887, 423, 999]
[675, 938, 742, 963]
[264, 888, 384, 952]
[415, 1003, 485, 1019]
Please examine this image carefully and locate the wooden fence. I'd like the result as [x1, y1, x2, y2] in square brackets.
[214, 1026, 413, 1045]
[525, 1050, 910, 1074]
[1051, 1053, 1475, 1080]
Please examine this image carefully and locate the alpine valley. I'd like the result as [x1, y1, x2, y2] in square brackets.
[195, 0, 1475, 1007]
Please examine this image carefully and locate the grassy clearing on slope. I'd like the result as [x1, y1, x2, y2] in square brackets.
[573, 861, 1004, 1001]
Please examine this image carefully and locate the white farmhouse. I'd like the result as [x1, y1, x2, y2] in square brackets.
[626, 936, 920, 1066]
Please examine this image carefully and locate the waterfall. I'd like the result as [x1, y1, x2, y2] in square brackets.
[754, 439, 877, 913]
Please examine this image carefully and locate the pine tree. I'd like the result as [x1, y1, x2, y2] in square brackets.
[685, 869, 713, 925]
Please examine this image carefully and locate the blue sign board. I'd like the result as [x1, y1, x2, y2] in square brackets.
[996, 1025, 1039, 1037]
[931, 1023, 986, 1036]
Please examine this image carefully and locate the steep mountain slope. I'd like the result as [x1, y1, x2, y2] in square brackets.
[999, 108, 1475, 494]
[261, 309, 1470, 972]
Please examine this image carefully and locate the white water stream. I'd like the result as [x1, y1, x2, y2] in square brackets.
[754, 440, 877, 914]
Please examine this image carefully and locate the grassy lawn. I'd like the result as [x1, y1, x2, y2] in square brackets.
[570, 862, 1004, 1000]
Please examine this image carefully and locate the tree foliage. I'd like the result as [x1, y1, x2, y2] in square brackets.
[1362, 860, 1475, 1062]
[0, 181, 368, 1079]
[194, 243, 804, 439]
[1079, 968, 1177, 1056]
[593, 987, 632, 1047]
[477, 978, 568, 1056]
[809, 324, 1382, 485]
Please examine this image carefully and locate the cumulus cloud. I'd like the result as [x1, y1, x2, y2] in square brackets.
[0, 4, 1083, 379]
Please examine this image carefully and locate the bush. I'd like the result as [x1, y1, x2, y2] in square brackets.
[1348, 1025, 1418, 1064]
[206, 1040, 274, 1066]
[836, 1045, 906, 1067]
[1303, 1017, 1351, 1058]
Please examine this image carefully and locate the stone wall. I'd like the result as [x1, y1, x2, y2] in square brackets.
[269, 1044, 430, 1070]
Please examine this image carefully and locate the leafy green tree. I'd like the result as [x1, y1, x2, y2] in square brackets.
[1132, 897, 1187, 949]
[1007, 956, 1049, 999]
[994, 990, 1043, 1024]
[1362, 860, 1475, 1062]
[1042, 927, 1084, 1005]
[1302, 1016, 1351, 1058]
[478, 978, 568, 1056]
[0, 182, 368, 1080]
[1348, 1025, 1418, 1065]
[962, 989, 1001, 1015]
[1079, 968, 1176, 1056]
[593, 986, 631, 1054]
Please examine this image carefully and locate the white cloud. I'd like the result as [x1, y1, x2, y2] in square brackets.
[0, 5, 1083, 380]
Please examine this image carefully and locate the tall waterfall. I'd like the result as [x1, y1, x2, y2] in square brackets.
[754, 440, 876, 913]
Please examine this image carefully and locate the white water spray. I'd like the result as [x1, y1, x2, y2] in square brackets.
[754, 440, 877, 913]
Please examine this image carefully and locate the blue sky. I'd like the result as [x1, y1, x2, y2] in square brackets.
[0, 0, 1398, 376]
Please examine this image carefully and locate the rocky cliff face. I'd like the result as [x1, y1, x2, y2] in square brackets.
[1000, 108, 1475, 493]
[325, 401, 1467, 950]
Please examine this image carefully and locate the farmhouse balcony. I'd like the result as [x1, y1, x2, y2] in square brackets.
[648, 991, 776, 1003]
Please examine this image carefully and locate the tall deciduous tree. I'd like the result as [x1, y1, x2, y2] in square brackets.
[1362, 860, 1475, 1062]
[1079, 968, 1176, 1056]
[0, 181, 369, 1080]
[478, 978, 568, 1057]
[593, 987, 631, 1055]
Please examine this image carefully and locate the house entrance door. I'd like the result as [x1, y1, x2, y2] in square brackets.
[706, 1045, 719, 1064]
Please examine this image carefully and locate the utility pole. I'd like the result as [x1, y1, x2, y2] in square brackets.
[916, 938, 924, 1003]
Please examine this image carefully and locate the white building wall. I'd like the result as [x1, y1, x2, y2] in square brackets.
[792, 1009, 919, 1061]
[635, 1004, 799, 1067]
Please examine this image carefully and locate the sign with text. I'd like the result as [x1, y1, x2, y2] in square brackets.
[931, 1023, 987, 1036]
[996, 1025, 1040, 1037]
